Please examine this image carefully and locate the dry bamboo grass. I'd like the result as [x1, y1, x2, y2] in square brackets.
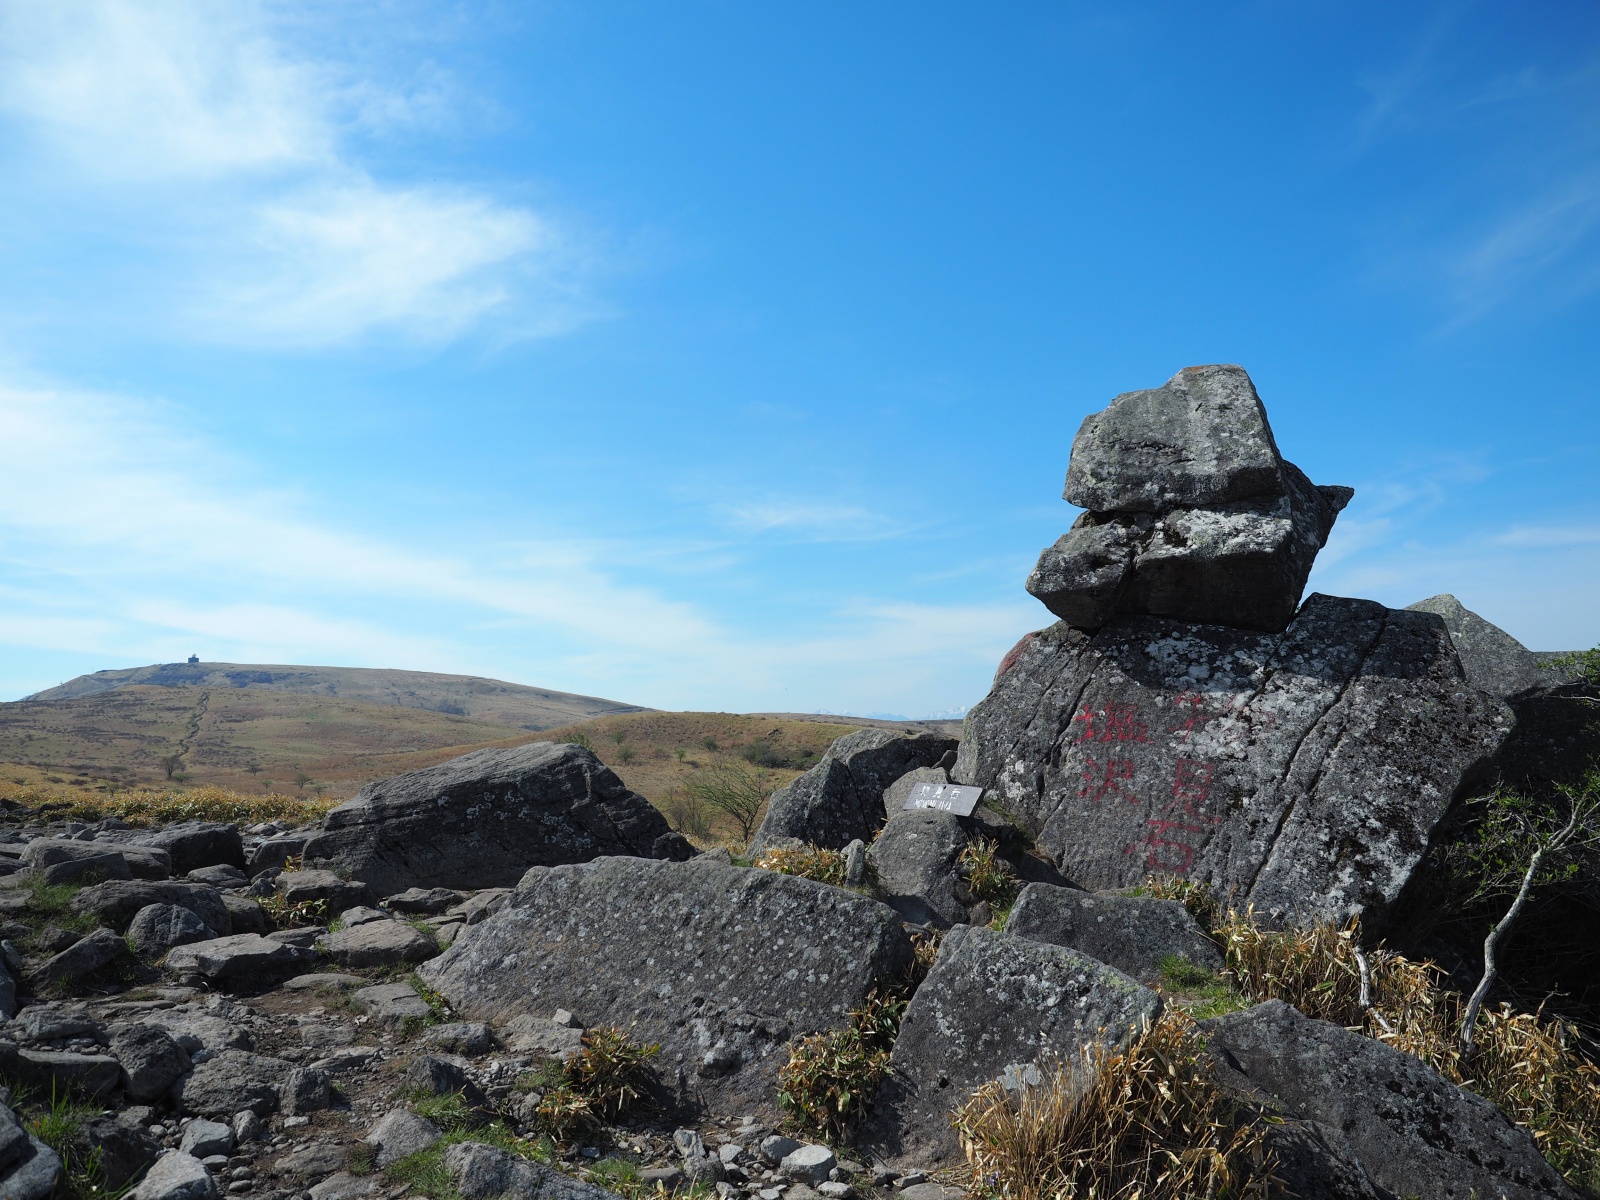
[954, 1012, 1280, 1200]
[0, 781, 337, 827]
[754, 843, 847, 885]
[1218, 908, 1600, 1190]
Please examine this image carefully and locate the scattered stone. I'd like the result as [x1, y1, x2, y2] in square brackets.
[333, 906, 388, 927]
[266, 927, 324, 948]
[128, 903, 216, 958]
[42, 851, 133, 886]
[270, 1143, 346, 1184]
[188, 865, 248, 889]
[420, 856, 914, 1116]
[778, 1146, 836, 1185]
[11, 1006, 105, 1043]
[280, 973, 366, 992]
[109, 1022, 193, 1101]
[175, 1049, 328, 1119]
[128, 1153, 221, 1200]
[866, 809, 969, 928]
[420, 1022, 495, 1055]
[500, 1015, 584, 1060]
[319, 920, 438, 968]
[137, 1009, 252, 1055]
[351, 982, 431, 1024]
[404, 1056, 488, 1107]
[673, 1130, 706, 1160]
[751, 730, 957, 852]
[895, 1186, 961, 1200]
[231, 1111, 262, 1145]
[302, 742, 689, 895]
[180, 1119, 234, 1158]
[365, 1109, 441, 1167]
[219, 895, 270, 935]
[71, 881, 231, 935]
[274, 871, 372, 916]
[758, 1137, 800, 1166]
[33, 927, 128, 989]
[383, 887, 463, 915]
[164, 934, 318, 982]
[133, 822, 246, 876]
[246, 836, 308, 877]
[955, 594, 1512, 925]
[307, 1171, 377, 1200]
[1203, 1000, 1581, 1200]
[1004, 885, 1222, 984]
[74, 1117, 161, 1188]
[0, 1122, 61, 1200]
[862, 924, 1162, 1166]
[0, 960, 15, 1020]
[444, 1140, 622, 1200]
[639, 1167, 682, 1191]
[841, 840, 867, 887]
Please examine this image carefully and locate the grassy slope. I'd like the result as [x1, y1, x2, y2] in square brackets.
[0, 692, 902, 813]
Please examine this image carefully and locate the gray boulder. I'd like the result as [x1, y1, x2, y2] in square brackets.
[219, 894, 269, 935]
[178, 1119, 233, 1158]
[11, 1006, 104, 1043]
[128, 903, 215, 958]
[419, 856, 914, 1116]
[302, 741, 685, 895]
[751, 729, 957, 853]
[420, 1022, 495, 1055]
[1005, 885, 1221, 984]
[186, 864, 247, 888]
[275, 870, 372, 915]
[1063, 364, 1288, 513]
[10, 1049, 122, 1099]
[70, 881, 230, 935]
[163, 933, 318, 982]
[108, 1022, 193, 1101]
[22, 840, 134, 886]
[352, 982, 432, 1024]
[866, 809, 970, 928]
[955, 594, 1512, 926]
[128, 1151, 219, 1200]
[320, 920, 438, 968]
[384, 887, 463, 914]
[0, 961, 15, 1021]
[1407, 593, 1544, 698]
[861, 924, 1161, 1166]
[33, 927, 127, 989]
[74, 1117, 161, 1188]
[0, 1111, 61, 1200]
[365, 1109, 440, 1168]
[174, 1048, 329, 1119]
[405, 1056, 488, 1107]
[444, 1141, 621, 1200]
[1203, 1000, 1582, 1200]
[132, 822, 245, 875]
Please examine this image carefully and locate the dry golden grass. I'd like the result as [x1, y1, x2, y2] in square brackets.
[954, 1012, 1279, 1200]
[0, 779, 337, 827]
[754, 843, 847, 885]
[1217, 908, 1600, 1190]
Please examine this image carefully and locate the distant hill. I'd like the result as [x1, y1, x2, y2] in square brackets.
[27, 662, 646, 729]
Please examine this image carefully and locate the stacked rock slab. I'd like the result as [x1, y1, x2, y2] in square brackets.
[1028, 364, 1352, 633]
[957, 594, 1511, 924]
[418, 856, 914, 1117]
[301, 742, 692, 895]
[961, 366, 1514, 926]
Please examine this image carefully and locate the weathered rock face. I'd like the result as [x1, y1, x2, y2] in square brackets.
[1029, 365, 1352, 634]
[956, 594, 1512, 925]
[750, 730, 957, 852]
[1407, 593, 1545, 699]
[301, 742, 689, 895]
[861, 924, 1161, 1167]
[866, 809, 970, 928]
[1005, 885, 1221, 984]
[1204, 1000, 1582, 1200]
[418, 857, 914, 1117]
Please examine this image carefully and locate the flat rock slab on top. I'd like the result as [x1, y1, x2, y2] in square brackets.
[956, 594, 1511, 926]
[1064, 364, 1286, 513]
[860, 923, 1161, 1167]
[302, 741, 689, 895]
[749, 729, 957, 853]
[1005, 884, 1222, 984]
[1203, 1000, 1583, 1200]
[418, 856, 914, 1118]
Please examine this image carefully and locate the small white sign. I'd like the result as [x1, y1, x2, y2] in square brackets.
[903, 782, 983, 817]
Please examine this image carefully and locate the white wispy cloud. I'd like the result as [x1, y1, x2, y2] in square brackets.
[722, 500, 903, 540]
[0, 0, 586, 348]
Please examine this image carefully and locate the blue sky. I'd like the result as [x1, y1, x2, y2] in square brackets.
[0, 1, 1597, 717]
